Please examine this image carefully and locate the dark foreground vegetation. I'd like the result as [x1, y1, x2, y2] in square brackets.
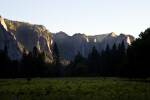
[0, 78, 150, 100]
[0, 40, 126, 78]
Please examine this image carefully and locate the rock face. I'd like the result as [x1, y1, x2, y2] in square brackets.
[0, 15, 7, 31]
[53, 32, 135, 60]
[5, 19, 53, 54]
[3, 17, 135, 61]
[0, 16, 22, 60]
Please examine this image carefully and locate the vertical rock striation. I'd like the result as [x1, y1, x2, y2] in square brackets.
[0, 16, 22, 60]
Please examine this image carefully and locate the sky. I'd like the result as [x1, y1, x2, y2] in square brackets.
[0, 0, 150, 38]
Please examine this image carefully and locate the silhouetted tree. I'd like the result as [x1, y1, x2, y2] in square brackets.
[21, 47, 46, 77]
[73, 52, 87, 76]
[53, 42, 61, 77]
[37, 51, 45, 77]
[87, 46, 100, 76]
[65, 61, 73, 77]
[74, 52, 85, 64]
[110, 43, 118, 76]
[120, 28, 150, 79]
[0, 45, 11, 78]
[102, 44, 111, 76]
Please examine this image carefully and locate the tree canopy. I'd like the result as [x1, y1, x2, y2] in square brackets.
[121, 28, 150, 79]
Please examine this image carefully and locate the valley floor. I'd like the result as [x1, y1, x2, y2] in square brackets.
[0, 77, 150, 100]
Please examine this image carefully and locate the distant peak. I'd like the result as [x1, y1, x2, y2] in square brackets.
[74, 33, 82, 35]
[108, 32, 116, 37]
[56, 31, 67, 35]
[119, 33, 127, 37]
[37, 25, 46, 30]
[0, 15, 8, 31]
[55, 31, 69, 37]
[73, 33, 86, 36]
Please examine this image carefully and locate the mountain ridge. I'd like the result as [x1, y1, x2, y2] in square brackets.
[0, 16, 135, 60]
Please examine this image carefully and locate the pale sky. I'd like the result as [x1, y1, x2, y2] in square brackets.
[0, 0, 150, 37]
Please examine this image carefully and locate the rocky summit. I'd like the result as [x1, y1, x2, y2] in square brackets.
[0, 16, 22, 60]
[0, 16, 135, 60]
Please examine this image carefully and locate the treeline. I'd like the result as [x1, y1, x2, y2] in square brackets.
[21, 47, 45, 77]
[119, 28, 150, 79]
[0, 43, 63, 78]
[0, 46, 46, 78]
[65, 42, 125, 77]
[0, 46, 14, 78]
[0, 27, 150, 79]
[0, 41, 125, 78]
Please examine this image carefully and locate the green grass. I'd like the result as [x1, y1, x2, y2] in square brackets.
[0, 77, 150, 100]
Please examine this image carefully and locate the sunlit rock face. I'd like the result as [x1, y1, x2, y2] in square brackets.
[4, 18, 135, 60]
[0, 15, 7, 31]
[0, 16, 22, 60]
[5, 19, 53, 54]
[94, 38, 97, 42]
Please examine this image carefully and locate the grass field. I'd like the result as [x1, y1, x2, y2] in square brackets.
[0, 77, 150, 100]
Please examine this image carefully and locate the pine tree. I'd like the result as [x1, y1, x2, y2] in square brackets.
[32, 47, 40, 77]
[120, 41, 125, 57]
[106, 44, 110, 56]
[72, 52, 87, 76]
[120, 28, 150, 79]
[102, 44, 110, 76]
[88, 46, 100, 76]
[37, 51, 45, 77]
[110, 43, 118, 76]
[0, 45, 10, 78]
[112, 43, 117, 55]
[53, 42, 61, 77]
[2, 45, 10, 78]
[74, 52, 84, 63]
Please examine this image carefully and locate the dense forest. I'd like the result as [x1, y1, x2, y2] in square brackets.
[0, 28, 150, 79]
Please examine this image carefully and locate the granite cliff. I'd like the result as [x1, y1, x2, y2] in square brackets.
[0, 17, 135, 60]
[0, 16, 22, 60]
[53, 32, 135, 60]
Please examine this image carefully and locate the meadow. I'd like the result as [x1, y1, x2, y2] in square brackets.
[0, 77, 150, 100]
